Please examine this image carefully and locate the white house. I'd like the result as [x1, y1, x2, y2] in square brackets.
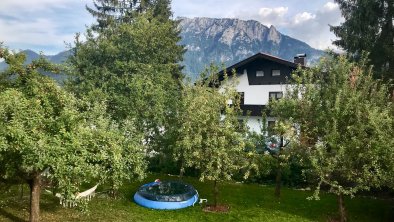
[218, 52, 306, 133]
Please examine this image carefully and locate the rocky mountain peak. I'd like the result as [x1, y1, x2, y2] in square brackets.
[268, 25, 281, 44]
[178, 17, 323, 79]
[179, 17, 270, 45]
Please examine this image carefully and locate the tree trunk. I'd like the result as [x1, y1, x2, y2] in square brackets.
[158, 154, 164, 172]
[274, 136, 283, 198]
[338, 193, 347, 222]
[29, 173, 41, 222]
[213, 180, 219, 207]
[274, 163, 282, 198]
[20, 184, 24, 200]
[179, 161, 185, 179]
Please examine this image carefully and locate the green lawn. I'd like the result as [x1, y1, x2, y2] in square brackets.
[0, 174, 393, 222]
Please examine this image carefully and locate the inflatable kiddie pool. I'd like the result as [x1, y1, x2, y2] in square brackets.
[134, 180, 198, 210]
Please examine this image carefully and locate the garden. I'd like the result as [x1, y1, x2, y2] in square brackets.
[0, 1, 393, 222]
[1, 174, 393, 222]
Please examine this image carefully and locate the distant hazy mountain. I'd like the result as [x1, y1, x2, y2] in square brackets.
[1, 17, 324, 80]
[179, 17, 324, 79]
[0, 49, 71, 82]
[0, 49, 71, 67]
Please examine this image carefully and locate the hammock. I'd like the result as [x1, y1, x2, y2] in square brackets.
[55, 184, 99, 208]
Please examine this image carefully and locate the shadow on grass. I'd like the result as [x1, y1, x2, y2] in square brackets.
[40, 194, 63, 212]
[0, 208, 26, 222]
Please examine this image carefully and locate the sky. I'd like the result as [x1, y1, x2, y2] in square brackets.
[0, 0, 343, 55]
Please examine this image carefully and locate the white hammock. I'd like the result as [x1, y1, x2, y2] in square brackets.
[55, 184, 99, 208]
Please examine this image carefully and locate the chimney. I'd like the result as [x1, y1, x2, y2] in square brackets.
[294, 53, 307, 66]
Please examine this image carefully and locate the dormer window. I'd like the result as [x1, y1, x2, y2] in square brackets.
[256, 70, 264, 77]
[272, 69, 280, 76]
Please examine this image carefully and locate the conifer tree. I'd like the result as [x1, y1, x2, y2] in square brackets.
[86, 0, 173, 30]
[331, 0, 394, 81]
[69, 1, 184, 166]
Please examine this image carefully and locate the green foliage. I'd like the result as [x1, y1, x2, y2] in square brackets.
[175, 67, 250, 204]
[0, 46, 146, 220]
[86, 0, 173, 30]
[331, 0, 394, 80]
[271, 54, 394, 197]
[70, 1, 185, 179]
[67, 13, 184, 158]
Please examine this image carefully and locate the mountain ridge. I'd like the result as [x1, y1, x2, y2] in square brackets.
[1, 17, 324, 80]
[0, 49, 71, 82]
[178, 17, 323, 79]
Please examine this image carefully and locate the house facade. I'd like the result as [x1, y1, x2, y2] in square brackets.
[218, 52, 306, 133]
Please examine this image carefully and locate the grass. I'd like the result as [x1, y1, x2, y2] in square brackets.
[0, 174, 393, 222]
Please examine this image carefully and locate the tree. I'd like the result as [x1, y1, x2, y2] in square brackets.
[86, 0, 173, 30]
[246, 114, 298, 198]
[67, 12, 184, 161]
[0, 46, 146, 222]
[268, 122, 295, 198]
[331, 0, 394, 81]
[271, 55, 394, 222]
[175, 69, 248, 207]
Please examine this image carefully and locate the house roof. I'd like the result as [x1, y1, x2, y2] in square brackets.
[218, 52, 302, 77]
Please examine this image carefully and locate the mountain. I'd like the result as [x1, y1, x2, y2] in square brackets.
[0, 49, 71, 82]
[1, 17, 324, 80]
[179, 17, 323, 79]
[46, 50, 73, 64]
[0, 49, 71, 67]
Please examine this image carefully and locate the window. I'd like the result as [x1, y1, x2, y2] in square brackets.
[272, 69, 280, 76]
[269, 92, 283, 100]
[256, 70, 264, 77]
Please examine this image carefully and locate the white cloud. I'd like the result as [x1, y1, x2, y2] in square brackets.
[293, 12, 316, 25]
[324, 2, 339, 11]
[250, 1, 343, 50]
[0, 0, 93, 54]
[0, 0, 70, 14]
[258, 7, 288, 26]
[0, 0, 344, 53]
[0, 18, 72, 46]
[259, 7, 288, 18]
[286, 2, 342, 50]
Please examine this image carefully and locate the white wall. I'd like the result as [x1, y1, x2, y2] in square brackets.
[235, 69, 288, 105]
[238, 116, 276, 134]
[220, 69, 282, 134]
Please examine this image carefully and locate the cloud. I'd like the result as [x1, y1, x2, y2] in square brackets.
[293, 12, 316, 25]
[0, 0, 343, 53]
[259, 7, 288, 18]
[0, 0, 93, 54]
[258, 7, 288, 26]
[287, 1, 343, 50]
[0, 18, 73, 50]
[251, 1, 343, 50]
[324, 2, 339, 11]
[0, 0, 70, 14]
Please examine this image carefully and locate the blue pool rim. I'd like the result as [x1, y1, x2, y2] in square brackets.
[133, 182, 199, 210]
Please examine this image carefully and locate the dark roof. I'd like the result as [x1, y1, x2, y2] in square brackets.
[218, 52, 302, 77]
